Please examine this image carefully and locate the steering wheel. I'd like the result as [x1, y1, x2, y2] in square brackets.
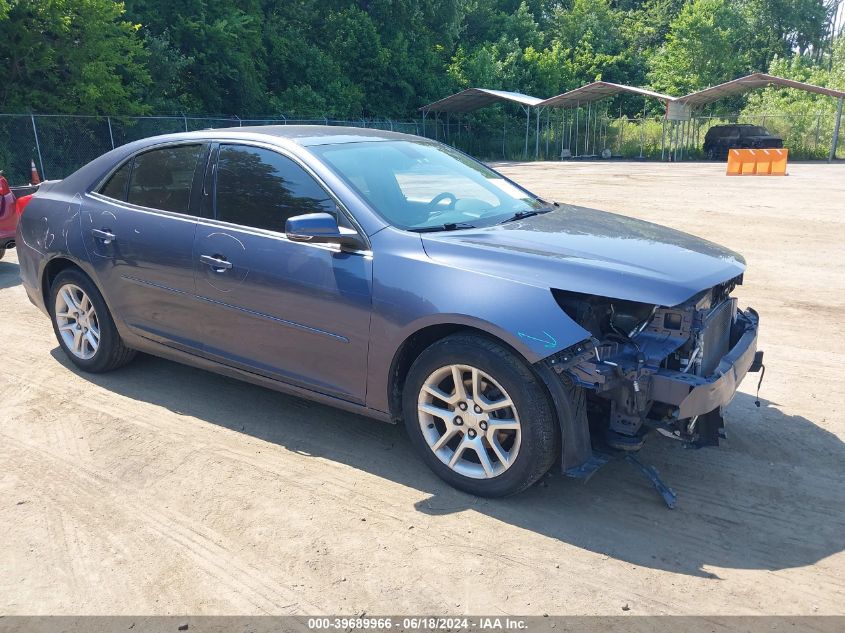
[427, 192, 457, 216]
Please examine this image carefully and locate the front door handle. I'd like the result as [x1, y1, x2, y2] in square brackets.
[200, 254, 233, 272]
[91, 228, 116, 245]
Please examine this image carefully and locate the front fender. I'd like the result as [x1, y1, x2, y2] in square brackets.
[365, 229, 591, 413]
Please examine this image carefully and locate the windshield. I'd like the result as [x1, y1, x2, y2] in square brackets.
[311, 140, 546, 231]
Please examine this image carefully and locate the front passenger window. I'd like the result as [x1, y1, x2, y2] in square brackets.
[127, 144, 204, 213]
[215, 145, 336, 232]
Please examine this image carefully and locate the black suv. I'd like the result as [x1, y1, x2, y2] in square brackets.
[703, 124, 783, 159]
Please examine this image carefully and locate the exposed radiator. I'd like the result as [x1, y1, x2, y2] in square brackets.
[700, 297, 736, 376]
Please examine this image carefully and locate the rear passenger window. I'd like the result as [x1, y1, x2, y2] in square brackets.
[215, 145, 336, 232]
[127, 145, 204, 213]
[99, 161, 131, 201]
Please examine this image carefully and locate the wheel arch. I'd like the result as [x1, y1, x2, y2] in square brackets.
[387, 321, 593, 473]
[41, 256, 87, 309]
[40, 256, 114, 321]
[387, 322, 534, 423]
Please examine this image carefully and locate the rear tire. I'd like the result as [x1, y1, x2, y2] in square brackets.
[402, 333, 559, 497]
[49, 268, 136, 373]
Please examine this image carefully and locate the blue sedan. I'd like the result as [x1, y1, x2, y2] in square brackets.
[16, 127, 762, 497]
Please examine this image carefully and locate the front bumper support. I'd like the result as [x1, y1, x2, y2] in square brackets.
[651, 308, 761, 419]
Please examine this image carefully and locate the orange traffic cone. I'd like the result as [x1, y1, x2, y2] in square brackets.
[30, 159, 41, 185]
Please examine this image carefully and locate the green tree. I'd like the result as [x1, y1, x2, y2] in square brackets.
[124, 0, 266, 114]
[741, 36, 845, 156]
[621, 0, 685, 83]
[550, 0, 632, 85]
[0, 0, 150, 114]
[740, 0, 830, 69]
[0, 0, 841, 122]
[648, 0, 750, 95]
[139, 30, 194, 113]
[447, 2, 547, 92]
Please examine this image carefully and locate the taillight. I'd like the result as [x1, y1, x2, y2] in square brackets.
[16, 194, 33, 215]
[0, 175, 10, 196]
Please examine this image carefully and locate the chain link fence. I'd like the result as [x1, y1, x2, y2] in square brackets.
[416, 109, 844, 162]
[0, 114, 425, 185]
[538, 110, 841, 162]
[1, 111, 841, 185]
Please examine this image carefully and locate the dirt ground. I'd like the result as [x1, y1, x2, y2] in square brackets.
[1, 161, 844, 616]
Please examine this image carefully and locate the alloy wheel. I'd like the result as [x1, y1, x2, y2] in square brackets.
[54, 283, 100, 360]
[417, 364, 522, 479]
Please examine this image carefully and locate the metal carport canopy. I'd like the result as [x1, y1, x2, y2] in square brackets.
[538, 81, 675, 108]
[677, 73, 845, 161]
[676, 73, 845, 107]
[536, 82, 675, 160]
[419, 88, 544, 158]
[418, 88, 543, 113]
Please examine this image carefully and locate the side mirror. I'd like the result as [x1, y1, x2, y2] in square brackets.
[285, 212, 366, 250]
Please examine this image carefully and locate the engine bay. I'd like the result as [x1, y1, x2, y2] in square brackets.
[547, 275, 756, 450]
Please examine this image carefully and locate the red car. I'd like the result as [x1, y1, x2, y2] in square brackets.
[0, 173, 37, 260]
[0, 173, 17, 259]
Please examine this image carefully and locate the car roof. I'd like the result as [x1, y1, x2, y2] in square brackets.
[155, 125, 423, 147]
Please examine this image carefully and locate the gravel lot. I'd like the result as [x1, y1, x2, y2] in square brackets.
[1, 161, 843, 615]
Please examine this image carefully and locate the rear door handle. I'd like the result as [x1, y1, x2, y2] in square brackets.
[200, 254, 233, 272]
[91, 228, 116, 245]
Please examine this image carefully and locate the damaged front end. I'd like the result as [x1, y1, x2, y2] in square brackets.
[545, 275, 763, 472]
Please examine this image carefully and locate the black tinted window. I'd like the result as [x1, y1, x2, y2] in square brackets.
[215, 145, 335, 232]
[99, 161, 131, 201]
[127, 145, 203, 213]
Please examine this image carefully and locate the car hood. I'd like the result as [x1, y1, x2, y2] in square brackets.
[420, 204, 745, 307]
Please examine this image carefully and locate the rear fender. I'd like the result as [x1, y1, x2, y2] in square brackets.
[18, 191, 98, 313]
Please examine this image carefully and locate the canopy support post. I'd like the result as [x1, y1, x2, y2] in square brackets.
[574, 103, 580, 158]
[830, 96, 843, 162]
[640, 98, 646, 158]
[502, 112, 506, 160]
[535, 106, 541, 160]
[620, 115, 625, 156]
[584, 102, 589, 155]
[673, 121, 680, 162]
[594, 104, 600, 154]
[560, 109, 566, 159]
[523, 105, 530, 159]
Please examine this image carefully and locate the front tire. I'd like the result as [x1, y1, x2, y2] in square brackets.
[402, 333, 559, 497]
[49, 268, 136, 373]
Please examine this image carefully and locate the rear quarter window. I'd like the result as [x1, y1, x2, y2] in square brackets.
[98, 161, 131, 201]
[126, 144, 204, 213]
